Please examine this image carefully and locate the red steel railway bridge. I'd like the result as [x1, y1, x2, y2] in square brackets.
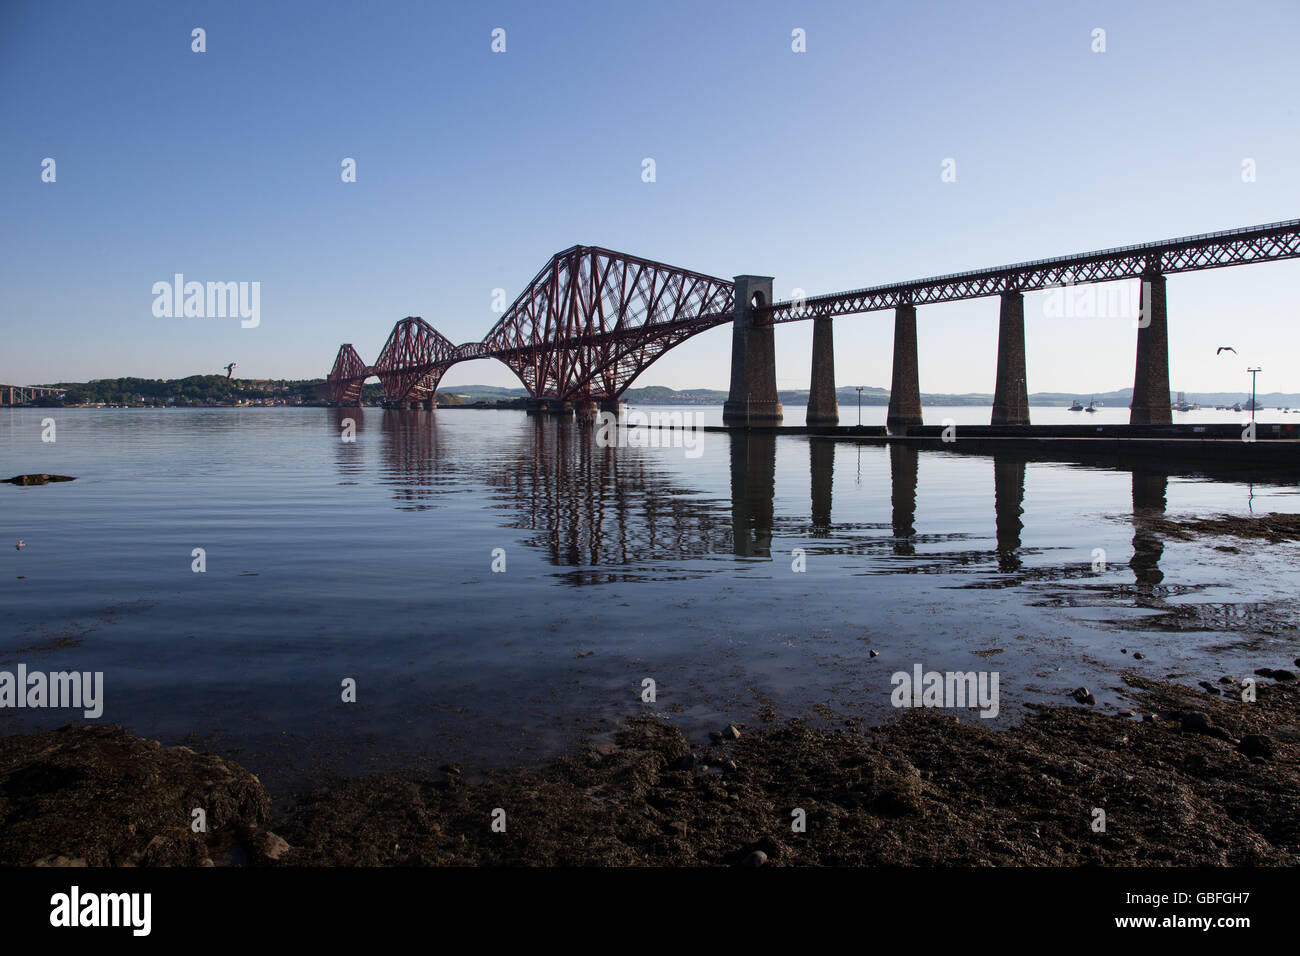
[325, 217, 1300, 429]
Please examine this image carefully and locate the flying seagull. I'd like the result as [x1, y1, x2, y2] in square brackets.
[1216, 347, 1237, 355]
[223, 362, 237, 378]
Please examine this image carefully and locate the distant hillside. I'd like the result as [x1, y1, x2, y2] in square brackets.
[35, 376, 327, 407]
[30, 378, 1300, 409]
[438, 384, 527, 400]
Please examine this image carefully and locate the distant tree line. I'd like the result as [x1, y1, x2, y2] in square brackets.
[27, 377, 477, 407]
[33, 376, 331, 407]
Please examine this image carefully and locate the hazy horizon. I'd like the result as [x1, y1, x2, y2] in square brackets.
[26, 374, 1300, 404]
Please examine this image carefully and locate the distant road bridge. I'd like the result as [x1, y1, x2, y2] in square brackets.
[0, 384, 67, 406]
[326, 217, 1300, 428]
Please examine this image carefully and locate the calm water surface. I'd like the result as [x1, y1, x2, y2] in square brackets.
[3, 405, 1298, 795]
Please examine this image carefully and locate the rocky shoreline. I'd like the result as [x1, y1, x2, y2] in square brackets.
[2, 673, 1297, 866]
[1139, 511, 1300, 544]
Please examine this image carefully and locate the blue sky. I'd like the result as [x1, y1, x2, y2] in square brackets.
[2, 0, 1298, 394]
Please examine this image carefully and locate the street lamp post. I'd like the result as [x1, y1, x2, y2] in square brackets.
[856, 386, 864, 426]
[1248, 367, 1261, 422]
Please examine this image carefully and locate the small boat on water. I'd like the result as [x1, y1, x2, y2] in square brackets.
[1232, 402, 1242, 412]
[1085, 398, 1098, 413]
[1068, 399, 1084, 411]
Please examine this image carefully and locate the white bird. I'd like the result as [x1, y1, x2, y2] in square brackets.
[15, 540, 25, 550]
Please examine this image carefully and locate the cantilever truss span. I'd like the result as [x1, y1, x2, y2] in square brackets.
[326, 246, 735, 405]
[479, 246, 734, 402]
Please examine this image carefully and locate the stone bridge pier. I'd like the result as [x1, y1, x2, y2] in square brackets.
[886, 303, 922, 432]
[1130, 271, 1172, 425]
[991, 291, 1030, 425]
[722, 275, 783, 427]
[805, 316, 839, 426]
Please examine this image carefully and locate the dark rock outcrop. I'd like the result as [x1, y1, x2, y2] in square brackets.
[0, 724, 273, 866]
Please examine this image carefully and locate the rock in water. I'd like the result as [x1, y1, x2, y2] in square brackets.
[1255, 668, 1296, 682]
[4, 474, 76, 486]
[1070, 687, 1096, 705]
[742, 850, 768, 866]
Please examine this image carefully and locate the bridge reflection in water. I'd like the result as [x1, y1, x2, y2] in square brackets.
[335, 411, 1198, 589]
[889, 444, 918, 557]
[994, 457, 1027, 573]
[730, 433, 776, 557]
[494, 420, 735, 574]
[1131, 471, 1168, 589]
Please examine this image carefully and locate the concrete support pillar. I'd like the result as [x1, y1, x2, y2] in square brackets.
[722, 275, 783, 427]
[991, 292, 1030, 425]
[886, 303, 922, 433]
[805, 316, 839, 426]
[1130, 272, 1172, 425]
[598, 398, 626, 418]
